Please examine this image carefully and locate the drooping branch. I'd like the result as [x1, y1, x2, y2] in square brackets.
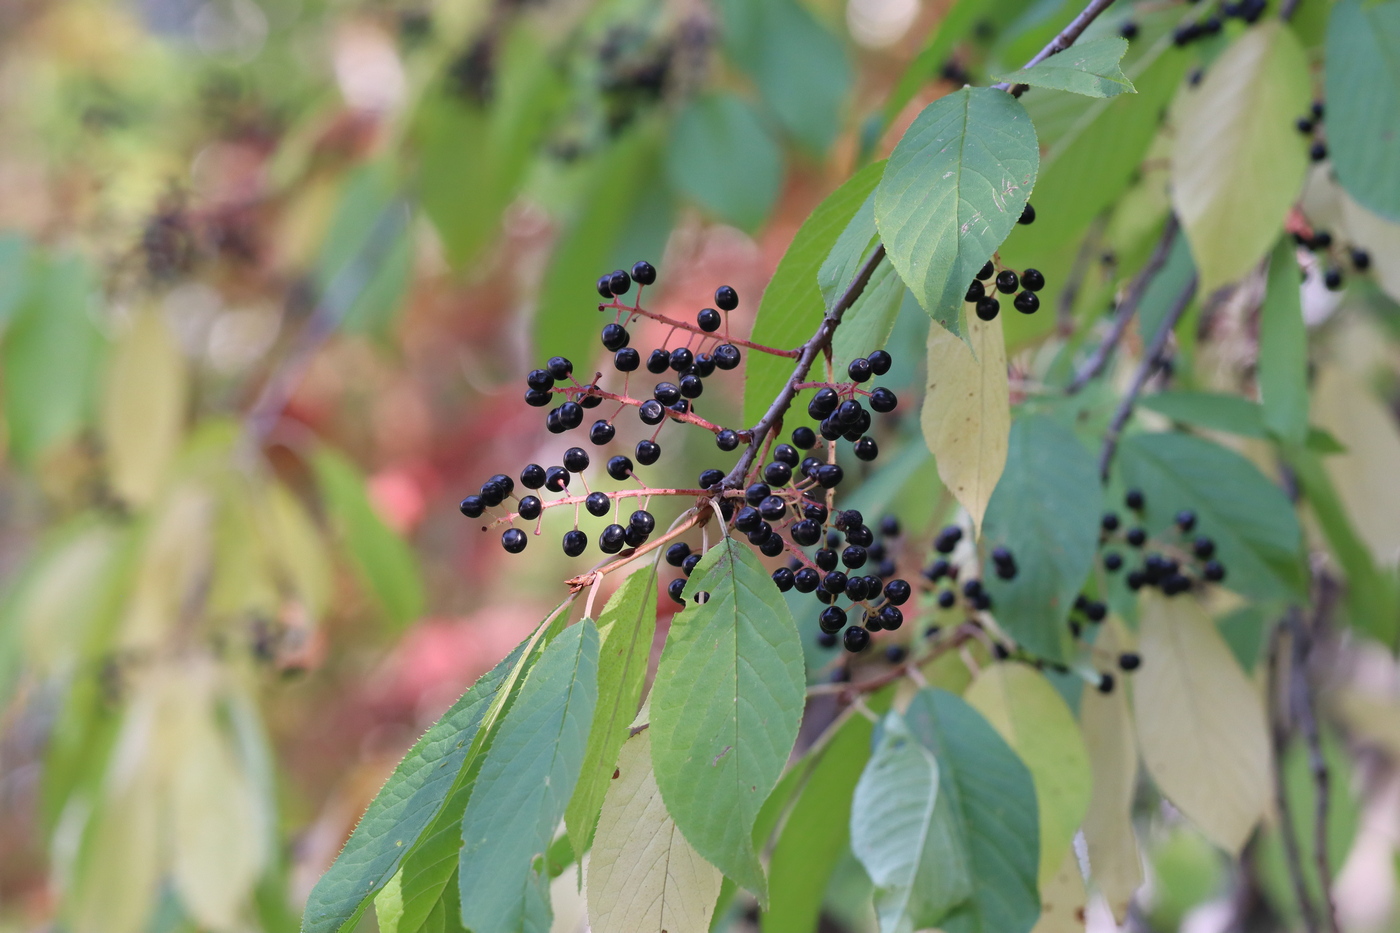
[1097, 273, 1197, 481]
[1068, 215, 1181, 394]
[991, 0, 1122, 96]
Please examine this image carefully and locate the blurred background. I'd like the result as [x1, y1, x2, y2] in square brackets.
[1, 0, 1399, 931]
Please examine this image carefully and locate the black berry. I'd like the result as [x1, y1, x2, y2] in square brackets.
[792, 426, 817, 449]
[666, 542, 691, 566]
[614, 347, 640, 372]
[520, 464, 546, 489]
[1018, 203, 1036, 225]
[1118, 652, 1141, 671]
[518, 495, 542, 520]
[631, 260, 656, 285]
[716, 429, 740, 451]
[600, 524, 627, 554]
[848, 358, 873, 383]
[714, 285, 739, 311]
[563, 530, 588, 556]
[1125, 489, 1144, 511]
[966, 279, 985, 303]
[601, 323, 630, 351]
[606, 455, 633, 480]
[1126, 527, 1147, 547]
[635, 440, 660, 465]
[978, 261, 995, 281]
[995, 270, 1020, 294]
[713, 345, 741, 370]
[843, 626, 871, 652]
[1014, 291, 1040, 314]
[639, 400, 665, 425]
[597, 275, 615, 299]
[646, 349, 670, 374]
[668, 578, 687, 604]
[526, 368, 554, 391]
[869, 387, 897, 413]
[1175, 509, 1197, 532]
[976, 297, 1000, 321]
[459, 496, 485, 518]
[867, 350, 892, 375]
[697, 308, 722, 332]
[1310, 141, 1328, 162]
[609, 270, 631, 296]
[502, 529, 528, 553]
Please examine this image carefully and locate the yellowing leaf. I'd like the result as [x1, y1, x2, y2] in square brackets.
[1171, 22, 1311, 293]
[1339, 188, 1400, 305]
[262, 481, 333, 620]
[1135, 593, 1271, 854]
[1031, 852, 1088, 933]
[21, 525, 120, 673]
[119, 483, 214, 651]
[100, 308, 187, 507]
[588, 728, 723, 933]
[966, 664, 1091, 884]
[1311, 366, 1400, 566]
[921, 313, 1009, 535]
[1080, 619, 1142, 920]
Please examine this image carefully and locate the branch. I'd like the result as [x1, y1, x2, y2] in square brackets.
[1068, 215, 1180, 394]
[720, 245, 886, 488]
[991, 0, 1122, 95]
[1097, 272, 1197, 481]
[1267, 622, 1323, 933]
[1291, 587, 1342, 933]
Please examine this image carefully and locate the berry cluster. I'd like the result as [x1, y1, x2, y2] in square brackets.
[459, 261, 914, 654]
[1295, 99, 1328, 163]
[1293, 216, 1370, 293]
[1095, 489, 1227, 595]
[966, 261, 1046, 322]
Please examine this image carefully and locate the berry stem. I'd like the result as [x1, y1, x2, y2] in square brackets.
[551, 385, 737, 436]
[487, 487, 714, 528]
[599, 300, 802, 359]
[805, 622, 979, 697]
[721, 245, 887, 489]
[564, 510, 704, 590]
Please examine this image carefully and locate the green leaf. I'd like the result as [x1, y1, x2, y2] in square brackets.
[301, 639, 529, 933]
[903, 688, 1041, 933]
[1171, 22, 1311, 293]
[535, 120, 672, 360]
[1326, 0, 1400, 222]
[965, 665, 1091, 884]
[312, 449, 424, 629]
[850, 711, 970, 933]
[1115, 432, 1304, 599]
[1, 251, 106, 463]
[667, 93, 783, 232]
[980, 416, 1102, 663]
[0, 232, 30, 334]
[764, 707, 884, 933]
[823, 190, 910, 376]
[458, 620, 600, 933]
[1138, 390, 1338, 452]
[1258, 238, 1309, 446]
[650, 537, 806, 901]
[993, 37, 1136, 98]
[315, 164, 413, 336]
[875, 87, 1039, 336]
[719, 0, 852, 154]
[564, 560, 659, 858]
[743, 162, 886, 426]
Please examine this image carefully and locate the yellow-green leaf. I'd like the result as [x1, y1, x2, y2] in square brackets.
[1031, 852, 1088, 933]
[587, 727, 723, 933]
[921, 312, 1009, 536]
[1311, 365, 1400, 565]
[1135, 592, 1271, 854]
[965, 664, 1091, 885]
[994, 37, 1136, 98]
[100, 308, 187, 506]
[1171, 22, 1311, 293]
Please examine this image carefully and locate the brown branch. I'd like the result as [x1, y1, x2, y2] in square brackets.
[601, 300, 802, 358]
[1267, 622, 1323, 933]
[1290, 588, 1342, 933]
[1097, 273, 1197, 482]
[1068, 215, 1180, 394]
[991, 0, 1122, 96]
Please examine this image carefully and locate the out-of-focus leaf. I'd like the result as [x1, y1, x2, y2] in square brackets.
[312, 448, 424, 629]
[536, 119, 671, 360]
[315, 164, 413, 336]
[1116, 432, 1304, 599]
[101, 308, 187, 506]
[876, 88, 1038, 336]
[1, 251, 106, 463]
[965, 665, 1090, 884]
[824, 192, 909, 376]
[1326, 0, 1400, 222]
[981, 416, 1102, 663]
[1134, 592, 1271, 854]
[1171, 22, 1311, 293]
[719, 0, 851, 153]
[0, 232, 30, 333]
[994, 37, 1135, 98]
[260, 482, 333, 621]
[651, 538, 805, 901]
[565, 560, 659, 858]
[1031, 853, 1088, 933]
[667, 93, 783, 232]
[744, 162, 885, 427]
[1080, 619, 1142, 920]
[903, 688, 1041, 933]
[458, 621, 599, 933]
[18, 523, 122, 674]
[1338, 186, 1400, 305]
[1258, 239, 1309, 445]
[1139, 391, 1339, 453]
[588, 725, 723, 933]
[850, 710, 968, 933]
[881, 0, 984, 126]
[921, 311, 1009, 536]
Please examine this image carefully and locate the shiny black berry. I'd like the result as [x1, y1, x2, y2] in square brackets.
[1021, 268, 1045, 292]
[966, 279, 985, 303]
[792, 426, 817, 449]
[666, 542, 691, 566]
[589, 420, 616, 445]
[869, 387, 897, 413]
[606, 455, 633, 480]
[934, 525, 963, 553]
[502, 528, 528, 553]
[1203, 560, 1226, 582]
[937, 589, 957, 609]
[601, 323, 630, 351]
[635, 440, 660, 465]
[848, 358, 873, 383]
[527, 368, 555, 391]
[1126, 527, 1147, 547]
[614, 348, 640, 372]
[995, 270, 1019, 294]
[868, 350, 892, 375]
[1104, 552, 1123, 571]
[546, 356, 573, 380]
[713, 344, 741, 370]
[697, 308, 722, 332]
[557, 402, 583, 430]
[638, 400, 664, 425]
[978, 261, 995, 281]
[667, 577, 687, 604]
[976, 297, 1000, 321]
[562, 530, 588, 556]
[646, 349, 670, 374]
[459, 496, 485, 518]
[631, 260, 656, 285]
[682, 553, 701, 576]
[716, 429, 739, 451]
[525, 389, 552, 408]
[879, 606, 903, 630]
[854, 437, 879, 461]
[762, 461, 792, 486]
[794, 567, 820, 593]
[809, 387, 839, 418]
[667, 348, 693, 372]
[816, 464, 844, 488]
[597, 275, 615, 299]
[697, 468, 724, 488]
[1014, 291, 1040, 314]
[585, 492, 611, 517]
[843, 626, 871, 652]
[1125, 489, 1145, 510]
[600, 524, 627, 554]
[518, 495, 542, 520]
[1102, 511, 1120, 532]
[609, 270, 631, 296]
[519, 464, 546, 489]
[1018, 203, 1036, 225]
[715, 285, 739, 311]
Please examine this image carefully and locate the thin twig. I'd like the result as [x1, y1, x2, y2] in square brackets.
[1054, 220, 1102, 338]
[1267, 622, 1323, 933]
[991, 0, 1121, 96]
[1291, 580, 1342, 933]
[1068, 216, 1180, 394]
[1097, 273, 1197, 481]
[720, 245, 886, 489]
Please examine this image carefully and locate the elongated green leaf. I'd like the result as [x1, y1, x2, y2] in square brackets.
[994, 37, 1135, 98]
[535, 120, 671, 360]
[1115, 432, 1304, 599]
[1258, 238, 1309, 445]
[588, 727, 723, 933]
[823, 191, 910, 375]
[764, 706, 884, 933]
[312, 449, 424, 629]
[301, 640, 530, 933]
[1326, 0, 1400, 222]
[1171, 22, 1311, 293]
[0, 232, 29, 334]
[851, 711, 970, 933]
[1139, 391, 1338, 453]
[651, 537, 806, 901]
[981, 416, 1102, 663]
[744, 162, 885, 426]
[903, 688, 1041, 933]
[565, 561, 659, 858]
[667, 93, 783, 232]
[459, 621, 600, 933]
[876, 88, 1039, 336]
[965, 665, 1090, 884]
[316, 164, 413, 336]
